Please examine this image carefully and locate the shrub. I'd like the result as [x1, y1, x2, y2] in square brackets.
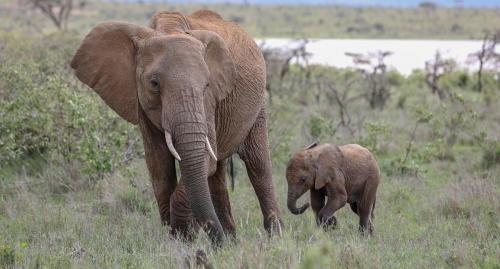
[308, 112, 335, 141]
[359, 121, 390, 154]
[481, 140, 500, 169]
[119, 184, 152, 215]
[0, 32, 142, 180]
[0, 245, 15, 268]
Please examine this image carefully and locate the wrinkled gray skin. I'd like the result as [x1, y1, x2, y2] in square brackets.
[286, 143, 380, 234]
[71, 10, 283, 244]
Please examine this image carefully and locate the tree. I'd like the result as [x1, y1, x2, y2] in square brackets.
[260, 39, 311, 103]
[418, 1, 437, 10]
[345, 50, 392, 109]
[26, 0, 83, 31]
[467, 31, 500, 92]
[325, 81, 363, 136]
[425, 51, 455, 100]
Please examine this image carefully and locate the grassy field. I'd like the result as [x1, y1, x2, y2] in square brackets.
[1, 1, 500, 268]
[1, 0, 500, 39]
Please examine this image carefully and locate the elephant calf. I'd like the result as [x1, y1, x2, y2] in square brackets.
[286, 142, 380, 234]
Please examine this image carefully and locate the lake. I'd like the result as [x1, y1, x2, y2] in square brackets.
[257, 39, 498, 75]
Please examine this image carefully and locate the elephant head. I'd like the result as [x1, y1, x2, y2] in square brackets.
[70, 21, 235, 243]
[286, 143, 344, 215]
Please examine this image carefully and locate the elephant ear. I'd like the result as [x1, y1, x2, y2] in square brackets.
[71, 21, 154, 124]
[187, 30, 235, 102]
[314, 145, 344, 190]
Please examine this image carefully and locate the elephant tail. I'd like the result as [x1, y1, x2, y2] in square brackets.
[371, 196, 376, 220]
[229, 155, 235, 191]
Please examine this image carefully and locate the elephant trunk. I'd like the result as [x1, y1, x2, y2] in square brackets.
[165, 112, 224, 244]
[287, 190, 310, 215]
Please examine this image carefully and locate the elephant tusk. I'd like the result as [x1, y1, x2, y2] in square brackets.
[165, 132, 181, 161]
[205, 136, 217, 161]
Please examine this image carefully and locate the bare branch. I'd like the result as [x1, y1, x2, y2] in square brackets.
[425, 51, 456, 100]
[346, 50, 392, 109]
[27, 0, 76, 30]
[467, 31, 500, 92]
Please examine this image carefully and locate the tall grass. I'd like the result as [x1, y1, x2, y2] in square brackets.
[0, 3, 499, 268]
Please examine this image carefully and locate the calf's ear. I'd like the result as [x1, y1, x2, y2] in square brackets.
[313, 145, 344, 190]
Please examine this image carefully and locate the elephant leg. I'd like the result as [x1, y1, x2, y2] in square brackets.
[139, 108, 177, 225]
[208, 160, 236, 236]
[238, 108, 283, 236]
[310, 188, 326, 226]
[358, 178, 378, 235]
[170, 182, 198, 240]
[318, 185, 346, 229]
[358, 206, 373, 235]
[350, 202, 359, 215]
[357, 195, 375, 235]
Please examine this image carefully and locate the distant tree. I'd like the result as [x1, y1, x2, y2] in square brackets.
[450, 23, 463, 33]
[325, 81, 364, 136]
[345, 51, 392, 109]
[467, 31, 500, 92]
[229, 15, 245, 24]
[373, 23, 385, 33]
[260, 39, 311, 103]
[425, 51, 456, 100]
[418, 1, 437, 10]
[24, 0, 85, 31]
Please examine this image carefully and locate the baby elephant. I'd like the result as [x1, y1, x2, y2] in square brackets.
[286, 142, 380, 234]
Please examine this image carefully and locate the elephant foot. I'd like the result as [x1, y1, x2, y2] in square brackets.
[170, 183, 200, 241]
[222, 224, 236, 239]
[358, 223, 374, 236]
[170, 222, 199, 242]
[214, 203, 237, 238]
[264, 214, 284, 237]
[317, 214, 337, 230]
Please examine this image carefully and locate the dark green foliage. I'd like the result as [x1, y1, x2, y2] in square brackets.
[0, 245, 15, 268]
[475, 132, 500, 169]
[0, 33, 142, 180]
[308, 113, 335, 141]
[480, 140, 500, 169]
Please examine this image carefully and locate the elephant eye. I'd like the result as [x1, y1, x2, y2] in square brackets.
[300, 176, 307, 183]
[202, 82, 210, 93]
[150, 78, 160, 92]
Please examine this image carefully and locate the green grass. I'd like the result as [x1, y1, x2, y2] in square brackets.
[1, 158, 499, 268]
[1, 2, 500, 268]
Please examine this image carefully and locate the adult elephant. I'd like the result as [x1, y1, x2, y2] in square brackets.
[70, 10, 283, 244]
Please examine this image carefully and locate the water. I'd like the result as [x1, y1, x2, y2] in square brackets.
[257, 39, 499, 75]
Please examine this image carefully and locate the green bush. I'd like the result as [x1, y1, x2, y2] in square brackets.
[359, 121, 390, 154]
[481, 140, 500, 169]
[0, 245, 15, 268]
[119, 184, 152, 215]
[0, 32, 142, 180]
[308, 112, 334, 141]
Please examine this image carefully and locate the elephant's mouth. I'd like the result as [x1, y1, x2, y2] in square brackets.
[164, 130, 217, 161]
